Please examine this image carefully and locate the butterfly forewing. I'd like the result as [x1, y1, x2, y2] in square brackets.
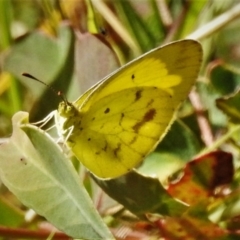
[76, 40, 202, 111]
[60, 40, 202, 178]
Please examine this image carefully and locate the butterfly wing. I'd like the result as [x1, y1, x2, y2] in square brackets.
[68, 40, 202, 178]
[69, 86, 175, 178]
[76, 40, 202, 111]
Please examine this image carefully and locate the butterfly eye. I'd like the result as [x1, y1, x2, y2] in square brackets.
[66, 105, 73, 113]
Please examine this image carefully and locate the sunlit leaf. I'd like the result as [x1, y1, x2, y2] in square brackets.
[0, 112, 113, 239]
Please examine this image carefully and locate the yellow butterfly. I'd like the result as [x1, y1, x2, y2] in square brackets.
[56, 40, 202, 179]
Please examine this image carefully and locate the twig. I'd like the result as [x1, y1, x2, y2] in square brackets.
[0, 226, 70, 239]
[189, 89, 214, 147]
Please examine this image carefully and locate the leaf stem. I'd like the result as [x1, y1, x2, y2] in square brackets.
[187, 3, 240, 41]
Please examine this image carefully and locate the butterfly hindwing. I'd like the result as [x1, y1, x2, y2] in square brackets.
[68, 87, 175, 178]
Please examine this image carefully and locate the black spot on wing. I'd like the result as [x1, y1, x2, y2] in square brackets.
[95, 142, 108, 155]
[104, 108, 110, 114]
[113, 143, 121, 157]
[135, 90, 142, 102]
[129, 136, 137, 145]
[132, 108, 156, 132]
[119, 113, 125, 126]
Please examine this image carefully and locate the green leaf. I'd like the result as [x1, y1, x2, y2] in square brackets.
[114, 1, 156, 51]
[216, 89, 240, 123]
[156, 120, 201, 161]
[3, 25, 74, 121]
[0, 112, 113, 240]
[75, 32, 120, 93]
[197, 81, 227, 127]
[0, 197, 24, 227]
[139, 152, 185, 183]
[93, 170, 187, 217]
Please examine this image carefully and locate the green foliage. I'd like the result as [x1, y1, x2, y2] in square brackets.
[0, 112, 113, 239]
[1, 0, 240, 239]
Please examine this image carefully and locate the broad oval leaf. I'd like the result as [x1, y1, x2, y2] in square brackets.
[0, 112, 113, 240]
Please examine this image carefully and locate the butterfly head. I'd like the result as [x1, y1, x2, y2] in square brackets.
[58, 101, 77, 118]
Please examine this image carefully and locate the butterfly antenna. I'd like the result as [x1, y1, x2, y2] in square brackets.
[22, 73, 69, 104]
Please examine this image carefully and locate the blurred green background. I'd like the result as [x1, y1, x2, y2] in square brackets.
[1, 0, 240, 239]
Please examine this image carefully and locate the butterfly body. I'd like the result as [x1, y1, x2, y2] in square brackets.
[57, 40, 203, 179]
